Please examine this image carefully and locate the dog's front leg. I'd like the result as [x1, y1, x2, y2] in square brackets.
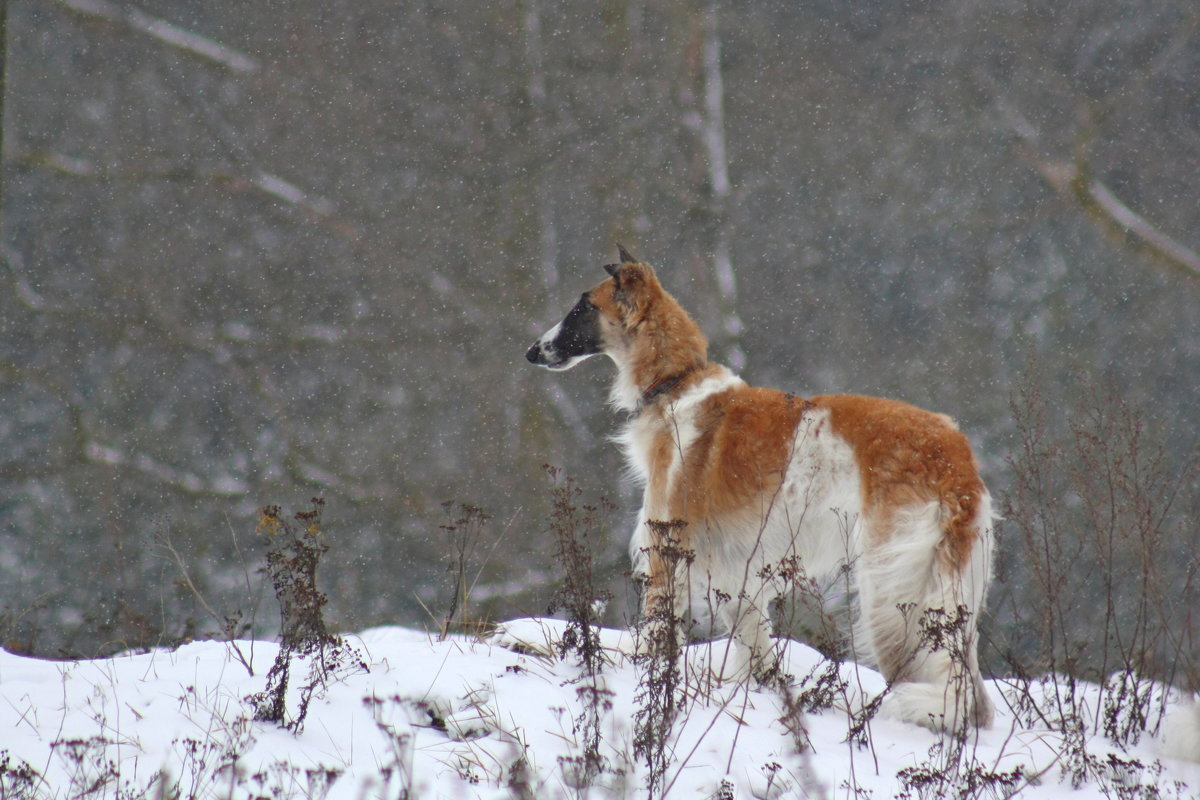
[719, 594, 780, 684]
[633, 519, 693, 659]
[635, 575, 688, 659]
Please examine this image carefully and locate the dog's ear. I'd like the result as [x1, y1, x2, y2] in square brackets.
[606, 244, 646, 291]
[607, 261, 657, 315]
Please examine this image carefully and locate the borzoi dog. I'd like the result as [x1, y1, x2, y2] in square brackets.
[526, 247, 993, 730]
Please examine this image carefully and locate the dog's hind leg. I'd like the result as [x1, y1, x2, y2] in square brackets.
[856, 497, 994, 731]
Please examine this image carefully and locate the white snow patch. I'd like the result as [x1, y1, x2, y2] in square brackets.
[0, 620, 1196, 798]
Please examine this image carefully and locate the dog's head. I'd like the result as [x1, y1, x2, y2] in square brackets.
[525, 245, 664, 371]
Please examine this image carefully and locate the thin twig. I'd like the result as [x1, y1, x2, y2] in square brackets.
[153, 528, 255, 676]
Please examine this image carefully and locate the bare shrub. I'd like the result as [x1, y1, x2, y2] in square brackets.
[436, 502, 493, 640]
[545, 465, 614, 673]
[999, 370, 1199, 747]
[0, 750, 40, 799]
[756, 555, 853, 754]
[248, 498, 366, 732]
[544, 465, 618, 789]
[632, 519, 693, 799]
[895, 742, 1023, 800]
[770, 554, 850, 664]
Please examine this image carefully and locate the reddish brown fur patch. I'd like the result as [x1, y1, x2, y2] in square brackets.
[592, 261, 984, 576]
[586, 276, 620, 315]
[645, 428, 676, 514]
[670, 387, 811, 525]
[812, 394, 985, 571]
[586, 264, 709, 395]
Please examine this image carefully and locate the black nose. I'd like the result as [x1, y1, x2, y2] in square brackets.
[525, 343, 541, 364]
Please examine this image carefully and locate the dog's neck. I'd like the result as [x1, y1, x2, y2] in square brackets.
[610, 359, 725, 415]
[607, 291, 712, 413]
[640, 369, 698, 406]
[608, 362, 651, 412]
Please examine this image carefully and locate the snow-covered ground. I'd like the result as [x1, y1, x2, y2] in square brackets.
[1, 618, 1197, 798]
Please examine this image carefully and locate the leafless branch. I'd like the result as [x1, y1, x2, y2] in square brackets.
[998, 101, 1200, 286]
[1069, 170, 1200, 285]
[57, 0, 259, 73]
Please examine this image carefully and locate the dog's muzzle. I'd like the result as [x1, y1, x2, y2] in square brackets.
[525, 337, 576, 371]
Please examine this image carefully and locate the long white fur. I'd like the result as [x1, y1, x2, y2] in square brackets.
[856, 493, 993, 728]
[618, 365, 993, 729]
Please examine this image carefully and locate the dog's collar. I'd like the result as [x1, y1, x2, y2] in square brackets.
[640, 368, 699, 407]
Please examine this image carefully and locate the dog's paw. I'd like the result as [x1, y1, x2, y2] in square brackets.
[877, 681, 988, 733]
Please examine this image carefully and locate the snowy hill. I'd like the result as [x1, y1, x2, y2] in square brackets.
[1, 618, 1198, 799]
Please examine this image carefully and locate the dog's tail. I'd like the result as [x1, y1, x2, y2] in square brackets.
[856, 489, 994, 731]
[1164, 695, 1200, 763]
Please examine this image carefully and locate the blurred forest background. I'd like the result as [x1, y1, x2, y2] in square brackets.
[2, 0, 1197, 688]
